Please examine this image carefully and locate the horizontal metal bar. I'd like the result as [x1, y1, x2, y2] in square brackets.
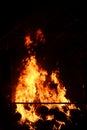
[11, 102, 87, 104]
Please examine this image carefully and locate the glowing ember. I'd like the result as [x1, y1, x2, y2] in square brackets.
[13, 29, 79, 130]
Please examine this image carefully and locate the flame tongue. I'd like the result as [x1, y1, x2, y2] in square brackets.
[13, 29, 78, 129]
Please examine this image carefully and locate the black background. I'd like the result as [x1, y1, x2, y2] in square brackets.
[0, 1, 82, 38]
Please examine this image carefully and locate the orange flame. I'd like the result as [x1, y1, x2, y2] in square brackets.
[13, 29, 79, 129]
[14, 56, 76, 122]
[25, 35, 33, 48]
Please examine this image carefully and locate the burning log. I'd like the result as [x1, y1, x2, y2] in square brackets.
[13, 112, 22, 122]
[35, 119, 54, 130]
[36, 105, 49, 119]
[49, 107, 67, 122]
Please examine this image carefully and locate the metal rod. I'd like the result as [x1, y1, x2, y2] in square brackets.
[11, 102, 86, 104]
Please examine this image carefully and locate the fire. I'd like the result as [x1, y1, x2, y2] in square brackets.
[35, 29, 45, 43]
[13, 29, 79, 129]
[25, 35, 33, 48]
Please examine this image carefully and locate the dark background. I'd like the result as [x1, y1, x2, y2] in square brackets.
[0, 1, 87, 103]
[0, 1, 82, 38]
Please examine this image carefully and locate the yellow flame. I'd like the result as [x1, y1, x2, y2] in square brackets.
[46, 115, 54, 120]
[13, 29, 78, 129]
[14, 56, 76, 123]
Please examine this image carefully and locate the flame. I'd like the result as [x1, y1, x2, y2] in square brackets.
[35, 29, 45, 43]
[25, 35, 33, 48]
[13, 29, 79, 129]
[14, 56, 76, 124]
[46, 115, 54, 120]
